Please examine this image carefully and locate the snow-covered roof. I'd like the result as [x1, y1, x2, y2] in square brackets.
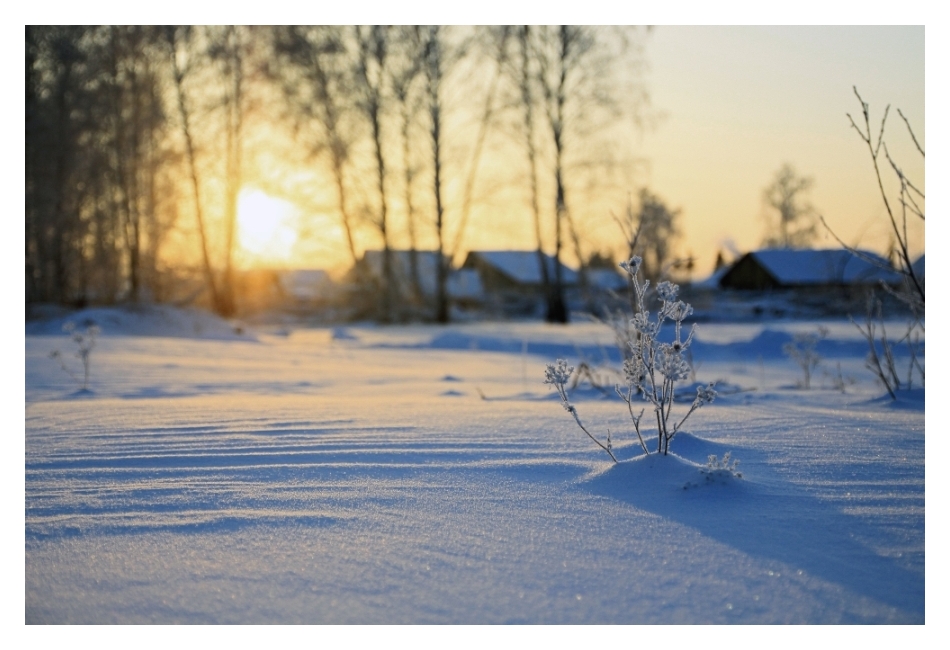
[743, 248, 900, 286]
[467, 251, 578, 285]
[586, 268, 628, 291]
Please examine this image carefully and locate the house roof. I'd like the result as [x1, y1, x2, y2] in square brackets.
[465, 251, 578, 285]
[586, 268, 629, 291]
[912, 254, 925, 278]
[724, 248, 901, 287]
[358, 250, 483, 299]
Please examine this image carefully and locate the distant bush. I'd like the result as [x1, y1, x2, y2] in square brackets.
[545, 255, 717, 461]
[50, 319, 99, 391]
[783, 326, 827, 389]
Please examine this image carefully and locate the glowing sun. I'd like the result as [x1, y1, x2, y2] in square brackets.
[236, 190, 298, 264]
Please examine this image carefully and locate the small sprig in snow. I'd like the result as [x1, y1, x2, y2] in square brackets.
[50, 319, 100, 391]
[700, 452, 742, 479]
[544, 358, 617, 462]
[693, 383, 718, 407]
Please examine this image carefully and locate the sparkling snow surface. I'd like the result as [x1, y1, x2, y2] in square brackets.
[25, 310, 924, 623]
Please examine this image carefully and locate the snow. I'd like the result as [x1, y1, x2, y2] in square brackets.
[24, 306, 927, 624]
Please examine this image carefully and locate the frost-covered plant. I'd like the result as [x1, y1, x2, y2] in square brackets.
[545, 359, 618, 462]
[545, 255, 717, 460]
[821, 88, 924, 399]
[782, 326, 827, 389]
[852, 294, 923, 399]
[699, 452, 742, 479]
[826, 361, 856, 394]
[50, 319, 100, 391]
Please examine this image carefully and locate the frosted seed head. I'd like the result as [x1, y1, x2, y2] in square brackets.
[619, 255, 643, 277]
[656, 281, 679, 302]
[544, 359, 574, 386]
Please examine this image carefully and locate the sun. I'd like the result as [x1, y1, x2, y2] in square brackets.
[236, 189, 298, 265]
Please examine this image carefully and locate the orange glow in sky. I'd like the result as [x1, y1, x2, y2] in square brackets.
[236, 190, 299, 267]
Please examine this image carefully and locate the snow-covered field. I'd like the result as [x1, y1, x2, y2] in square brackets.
[24, 306, 925, 624]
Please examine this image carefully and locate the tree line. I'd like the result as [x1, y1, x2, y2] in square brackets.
[26, 26, 655, 323]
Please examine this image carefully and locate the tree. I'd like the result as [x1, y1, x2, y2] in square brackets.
[353, 25, 398, 321]
[513, 26, 554, 323]
[527, 26, 648, 322]
[762, 163, 817, 249]
[447, 27, 510, 265]
[389, 27, 426, 305]
[166, 26, 228, 315]
[634, 189, 680, 281]
[26, 26, 175, 307]
[26, 26, 90, 304]
[207, 25, 255, 316]
[418, 26, 452, 323]
[533, 25, 586, 323]
[271, 26, 361, 267]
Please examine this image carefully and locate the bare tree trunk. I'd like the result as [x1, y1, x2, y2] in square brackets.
[391, 27, 424, 306]
[218, 25, 243, 317]
[272, 27, 360, 268]
[518, 27, 555, 322]
[422, 27, 450, 324]
[331, 153, 358, 265]
[109, 28, 135, 302]
[166, 27, 223, 314]
[547, 28, 572, 324]
[400, 101, 422, 303]
[356, 26, 395, 322]
[449, 27, 509, 260]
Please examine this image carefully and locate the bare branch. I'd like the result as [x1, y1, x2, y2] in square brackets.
[897, 107, 925, 157]
[874, 104, 890, 157]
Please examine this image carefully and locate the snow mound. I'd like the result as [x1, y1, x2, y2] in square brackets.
[581, 451, 743, 497]
[870, 387, 925, 410]
[25, 304, 255, 341]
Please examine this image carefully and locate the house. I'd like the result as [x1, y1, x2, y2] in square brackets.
[349, 249, 486, 308]
[351, 249, 446, 298]
[718, 248, 901, 290]
[459, 250, 578, 316]
[586, 268, 629, 292]
[446, 269, 484, 306]
[461, 251, 578, 292]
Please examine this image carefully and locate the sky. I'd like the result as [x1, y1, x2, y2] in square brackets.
[634, 25, 925, 277]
